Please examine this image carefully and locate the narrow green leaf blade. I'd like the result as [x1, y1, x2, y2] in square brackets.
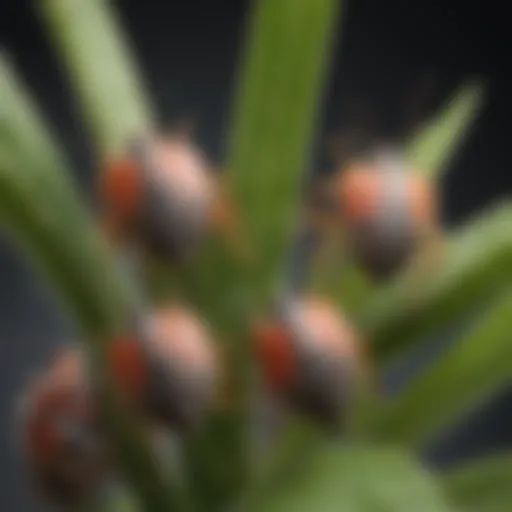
[39, 0, 152, 156]
[443, 454, 512, 512]
[0, 57, 128, 336]
[1, 65, 187, 511]
[0, 53, 77, 199]
[405, 80, 485, 178]
[226, 0, 340, 299]
[362, 201, 512, 362]
[371, 291, 512, 447]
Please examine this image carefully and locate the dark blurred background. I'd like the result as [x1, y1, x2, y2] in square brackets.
[1, 1, 511, 510]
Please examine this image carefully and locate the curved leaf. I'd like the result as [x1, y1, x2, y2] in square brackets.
[39, 0, 152, 156]
[405, 80, 485, 178]
[0, 54, 81, 201]
[1, 57, 128, 337]
[361, 201, 512, 362]
[370, 291, 512, 448]
[0, 65, 187, 511]
[443, 453, 512, 512]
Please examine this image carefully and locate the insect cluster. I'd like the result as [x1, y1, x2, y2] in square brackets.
[17, 125, 438, 507]
[19, 133, 226, 505]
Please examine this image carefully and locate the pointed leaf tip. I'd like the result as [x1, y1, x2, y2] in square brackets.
[406, 78, 486, 178]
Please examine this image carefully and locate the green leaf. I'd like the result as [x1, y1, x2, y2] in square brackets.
[75, 483, 140, 512]
[405, 80, 485, 178]
[370, 291, 512, 448]
[314, 259, 375, 317]
[0, 57, 128, 337]
[0, 53, 82, 201]
[245, 444, 452, 512]
[39, 0, 152, 156]
[226, 0, 340, 300]
[361, 201, 512, 362]
[443, 453, 512, 512]
[0, 63, 187, 511]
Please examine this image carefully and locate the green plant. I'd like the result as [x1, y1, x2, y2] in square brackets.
[1, 0, 510, 510]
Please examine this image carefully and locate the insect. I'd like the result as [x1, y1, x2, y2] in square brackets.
[310, 74, 442, 279]
[100, 127, 241, 262]
[326, 146, 439, 278]
[108, 304, 220, 431]
[254, 296, 366, 426]
[18, 349, 107, 506]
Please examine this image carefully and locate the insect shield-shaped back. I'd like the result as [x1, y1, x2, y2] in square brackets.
[254, 297, 362, 427]
[18, 349, 107, 506]
[109, 305, 219, 432]
[100, 131, 219, 262]
[334, 147, 438, 278]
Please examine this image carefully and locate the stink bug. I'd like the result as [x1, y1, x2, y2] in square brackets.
[331, 146, 439, 278]
[254, 296, 366, 426]
[108, 304, 220, 431]
[312, 74, 441, 279]
[100, 129, 239, 262]
[18, 349, 107, 506]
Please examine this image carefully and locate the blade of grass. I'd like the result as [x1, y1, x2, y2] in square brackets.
[443, 453, 512, 512]
[405, 80, 485, 178]
[0, 149, 120, 337]
[226, 0, 340, 302]
[1, 55, 128, 335]
[1, 68, 188, 511]
[39, 0, 152, 157]
[361, 200, 512, 362]
[0, 53, 80, 200]
[369, 290, 512, 447]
